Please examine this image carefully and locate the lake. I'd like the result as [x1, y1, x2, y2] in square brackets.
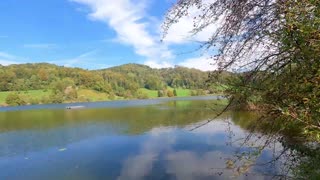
[0, 97, 292, 180]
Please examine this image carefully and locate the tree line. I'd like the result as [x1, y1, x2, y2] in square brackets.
[0, 63, 231, 105]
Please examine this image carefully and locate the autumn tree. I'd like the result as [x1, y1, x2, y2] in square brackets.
[163, 2, 320, 178]
[164, 0, 320, 138]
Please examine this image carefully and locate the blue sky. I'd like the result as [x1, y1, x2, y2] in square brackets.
[0, 0, 217, 70]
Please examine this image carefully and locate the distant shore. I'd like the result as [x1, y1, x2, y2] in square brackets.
[0, 89, 223, 107]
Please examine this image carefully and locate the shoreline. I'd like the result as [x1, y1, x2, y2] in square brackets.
[0, 95, 226, 110]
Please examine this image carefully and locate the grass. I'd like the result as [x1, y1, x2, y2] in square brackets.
[77, 89, 110, 101]
[0, 90, 51, 105]
[0, 89, 113, 105]
[167, 87, 192, 97]
[138, 87, 193, 98]
[0, 87, 219, 106]
[138, 88, 158, 98]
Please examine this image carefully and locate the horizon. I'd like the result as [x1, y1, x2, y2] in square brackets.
[0, 0, 218, 71]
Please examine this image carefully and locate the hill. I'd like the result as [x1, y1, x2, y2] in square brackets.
[0, 63, 229, 106]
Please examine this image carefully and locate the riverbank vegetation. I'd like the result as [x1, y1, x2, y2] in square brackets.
[164, 0, 319, 178]
[0, 63, 229, 106]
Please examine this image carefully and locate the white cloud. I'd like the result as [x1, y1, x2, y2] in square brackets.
[178, 56, 217, 71]
[23, 43, 57, 49]
[144, 60, 173, 69]
[71, 0, 174, 68]
[118, 127, 176, 180]
[162, 2, 220, 45]
[70, 0, 222, 70]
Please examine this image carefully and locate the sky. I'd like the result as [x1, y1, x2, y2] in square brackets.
[0, 0, 218, 71]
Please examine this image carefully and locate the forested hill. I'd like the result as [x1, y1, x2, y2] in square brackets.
[0, 63, 230, 105]
[101, 63, 209, 90]
[0, 63, 229, 92]
[0, 63, 234, 105]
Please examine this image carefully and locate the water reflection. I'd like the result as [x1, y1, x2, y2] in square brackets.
[118, 120, 283, 180]
[0, 98, 294, 179]
[119, 128, 175, 180]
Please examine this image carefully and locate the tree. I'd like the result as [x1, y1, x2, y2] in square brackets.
[173, 89, 177, 96]
[145, 76, 163, 90]
[164, 1, 320, 178]
[37, 68, 49, 81]
[164, 0, 320, 134]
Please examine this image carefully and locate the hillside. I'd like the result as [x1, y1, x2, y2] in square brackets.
[0, 63, 229, 106]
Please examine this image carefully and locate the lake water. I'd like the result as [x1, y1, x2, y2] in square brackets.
[0, 97, 289, 180]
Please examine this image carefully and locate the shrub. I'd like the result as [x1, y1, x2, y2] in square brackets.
[49, 93, 64, 103]
[158, 90, 165, 97]
[136, 91, 149, 99]
[41, 96, 51, 104]
[108, 92, 116, 100]
[167, 90, 174, 97]
[190, 90, 197, 96]
[196, 89, 206, 96]
[29, 98, 40, 105]
[5, 93, 26, 106]
[173, 89, 177, 96]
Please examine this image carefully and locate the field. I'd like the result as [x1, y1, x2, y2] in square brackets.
[0, 90, 51, 105]
[138, 88, 158, 98]
[0, 89, 113, 105]
[138, 87, 192, 98]
[167, 87, 191, 97]
[0, 87, 216, 106]
[77, 89, 110, 101]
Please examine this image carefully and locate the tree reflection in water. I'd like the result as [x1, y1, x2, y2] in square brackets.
[217, 111, 320, 179]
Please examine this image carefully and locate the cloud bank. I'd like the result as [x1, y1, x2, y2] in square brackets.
[71, 0, 175, 68]
[71, 0, 218, 71]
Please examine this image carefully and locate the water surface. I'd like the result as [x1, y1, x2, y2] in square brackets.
[0, 97, 286, 180]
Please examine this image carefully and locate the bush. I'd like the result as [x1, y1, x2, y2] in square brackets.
[41, 96, 51, 104]
[167, 90, 174, 97]
[65, 86, 78, 100]
[190, 90, 197, 96]
[123, 90, 133, 99]
[49, 93, 64, 103]
[158, 90, 165, 97]
[173, 89, 177, 96]
[108, 92, 116, 100]
[190, 89, 206, 96]
[196, 89, 206, 96]
[136, 91, 149, 99]
[5, 93, 26, 106]
[29, 98, 40, 105]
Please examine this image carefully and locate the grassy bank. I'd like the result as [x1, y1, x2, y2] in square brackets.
[0, 90, 51, 106]
[138, 88, 194, 98]
[0, 88, 223, 106]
